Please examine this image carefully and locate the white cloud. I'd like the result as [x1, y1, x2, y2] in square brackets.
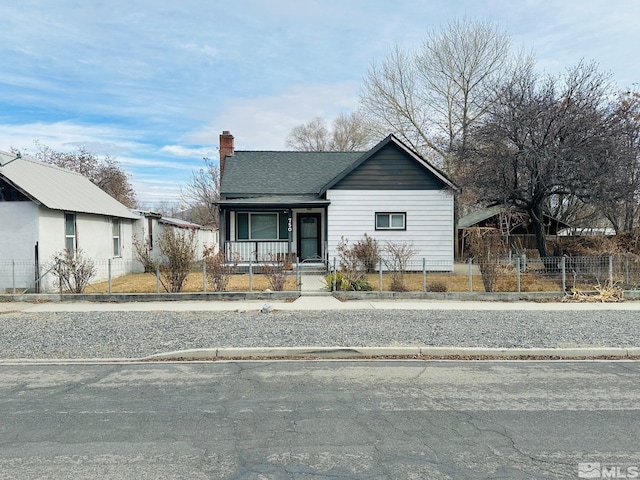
[185, 82, 362, 150]
[160, 145, 217, 158]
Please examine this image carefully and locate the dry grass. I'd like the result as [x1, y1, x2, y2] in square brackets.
[364, 272, 562, 292]
[88, 272, 298, 293]
[563, 282, 624, 302]
[88, 270, 567, 294]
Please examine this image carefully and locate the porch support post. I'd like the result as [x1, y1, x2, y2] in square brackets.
[219, 209, 226, 260]
[287, 209, 293, 260]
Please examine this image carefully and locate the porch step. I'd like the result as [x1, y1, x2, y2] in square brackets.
[296, 267, 327, 274]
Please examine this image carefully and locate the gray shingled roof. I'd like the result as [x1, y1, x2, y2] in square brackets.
[220, 151, 363, 197]
[0, 151, 139, 219]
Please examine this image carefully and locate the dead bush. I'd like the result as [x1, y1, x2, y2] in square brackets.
[157, 228, 197, 293]
[466, 227, 504, 292]
[262, 253, 289, 291]
[204, 247, 237, 292]
[50, 249, 96, 293]
[352, 233, 381, 273]
[382, 241, 417, 292]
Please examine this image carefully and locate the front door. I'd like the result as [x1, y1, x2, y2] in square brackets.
[297, 213, 321, 261]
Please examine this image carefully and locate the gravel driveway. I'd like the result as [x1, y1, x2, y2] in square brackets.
[0, 309, 638, 359]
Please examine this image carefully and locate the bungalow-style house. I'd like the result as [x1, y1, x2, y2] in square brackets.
[216, 131, 459, 270]
[457, 206, 570, 256]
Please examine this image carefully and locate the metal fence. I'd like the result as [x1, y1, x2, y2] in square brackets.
[1, 255, 639, 294]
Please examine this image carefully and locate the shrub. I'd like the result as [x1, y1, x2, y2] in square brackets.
[325, 271, 373, 291]
[336, 237, 367, 287]
[352, 234, 380, 273]
[466, 227, 503, 292]
[204, 247, 237, 292]
[50, 249, 96, 293]
[382, 241, 417, 292]
[157, 228, 197, 293]
[426, 281, 448, 292]
[132, 235, 157, 273]
[325, 272, 349, 291]
[262, 253, 289, 291]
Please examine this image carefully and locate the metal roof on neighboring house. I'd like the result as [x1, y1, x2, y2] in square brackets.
[0, 151, 139, 219]
[457, 206, 506, 229]
[159, 216, 211, 229]
[220, 151, 363, 197]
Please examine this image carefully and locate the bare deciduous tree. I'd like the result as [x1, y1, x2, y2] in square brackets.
[593, 90, 640, 233]
[360, 18, 530, 172]
[462, 62, 619, 258]
[286, 112, 376, 151]
[181, 157, 220, 227]
[35, 143, 137, 207]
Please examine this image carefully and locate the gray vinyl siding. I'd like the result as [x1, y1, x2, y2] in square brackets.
[330, 143, 444, 190]
[326, 189, 455, 271]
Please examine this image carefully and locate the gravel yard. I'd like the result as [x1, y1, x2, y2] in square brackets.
[0, 309, 638, 359]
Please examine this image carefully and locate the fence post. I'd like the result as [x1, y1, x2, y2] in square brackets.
[332, 257, 337, 292]
[516, 256, 521, 294]
[156, 265, 160, 294]
[379, 257, 383, 293]
[468, 257, 473, 292]
[12, 260, 15, 295]
[561, 256, 566, 292]
[609, 255, 613, 285]
[297, 257, 301, 292]
[108, 259, 112, 295]
[422, 258, 426, 293]
[203, 260, 207, 293]
[249, 257, 253, 292]
[625, 256, 630, 285]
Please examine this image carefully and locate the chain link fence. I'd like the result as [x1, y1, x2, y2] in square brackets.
[2, 254, 639, 294]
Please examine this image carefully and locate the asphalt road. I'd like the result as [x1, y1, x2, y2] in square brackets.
[1, 360, 639, 479]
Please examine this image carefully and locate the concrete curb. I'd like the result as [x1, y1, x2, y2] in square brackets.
[1, 347, 638, 364]
[144, 346, 640, 360]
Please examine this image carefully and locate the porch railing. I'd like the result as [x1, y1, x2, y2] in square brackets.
[225, 241, 290, 262]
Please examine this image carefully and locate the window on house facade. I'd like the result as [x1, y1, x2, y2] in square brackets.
[147, 217, 153, 250]
[375, 212, 406, 230]
[112, 219, 121, 257]
[65, 213, 76, 251]
[236, 213, 289, 240]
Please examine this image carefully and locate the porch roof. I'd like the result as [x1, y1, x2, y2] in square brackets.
[217, 194, 330, 209]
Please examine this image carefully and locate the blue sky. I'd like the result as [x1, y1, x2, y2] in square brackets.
[1, 0, 638, 205]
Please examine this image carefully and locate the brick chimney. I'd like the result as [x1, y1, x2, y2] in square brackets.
[219, 130, 234, 177]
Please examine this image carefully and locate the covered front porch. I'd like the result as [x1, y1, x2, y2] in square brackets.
[217, 196, 329, 264]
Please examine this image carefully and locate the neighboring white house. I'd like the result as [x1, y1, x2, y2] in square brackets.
[0, 152, 217, 293]
[132, 210, 218, 265]
[0, 151, 140, 292]
[216, 131, 459, 270]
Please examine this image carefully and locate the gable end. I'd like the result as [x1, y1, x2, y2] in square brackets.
[329, 142, 446, 190]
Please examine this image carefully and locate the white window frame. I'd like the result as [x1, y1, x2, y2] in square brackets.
[112, 218, 121, 257]
[375, 212, 406, 230]
[64, 213, 76, 252]
[236, 212, 289, 240]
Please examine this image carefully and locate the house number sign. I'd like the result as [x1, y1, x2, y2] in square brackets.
[287, 217, 293, 232]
